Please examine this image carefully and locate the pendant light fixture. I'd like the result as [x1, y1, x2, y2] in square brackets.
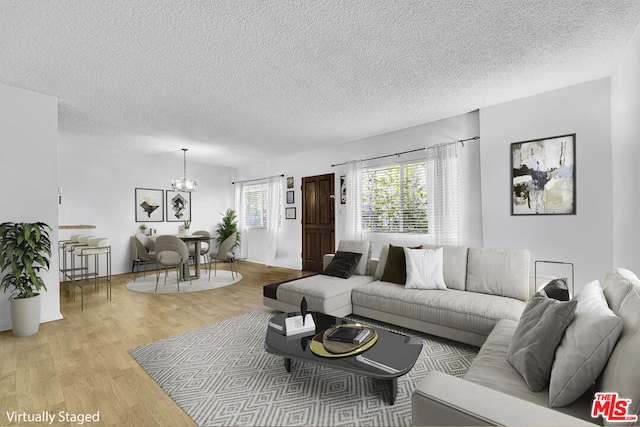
[171, 148, 197, 192]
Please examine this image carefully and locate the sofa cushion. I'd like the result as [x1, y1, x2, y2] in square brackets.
[549, 280, 623, 408]
[321, 251, 362, 279]
[337, 240, 371, 276]
[422, 245, 468, 291]
[466, 248, 530, 301]
[597, 275, 640, 426]
[404, 247, 446, 290]
[506, 291, 577, 392]
[600, 268, 636, 314]
[375, 244, 390, 279]
[276, 274, 375, 314]
[465, 319, 597, 423]
[352, 281, 527, 337]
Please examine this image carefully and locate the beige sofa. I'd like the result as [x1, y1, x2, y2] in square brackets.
[263, 240, 534, 347]
[412, 268, 640, 426]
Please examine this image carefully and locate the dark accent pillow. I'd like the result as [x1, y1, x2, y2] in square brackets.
[322, 251, 363, 279]
[380, 244, 422, 284]
[543, 278, 571, 301]
[506, 291, 578, 392]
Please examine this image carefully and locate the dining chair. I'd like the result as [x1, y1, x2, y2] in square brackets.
[209, 232, 238, 281]
[134, 233, 157, 281]
[155, 235, 191, 291]
[189, 230, 211, 267]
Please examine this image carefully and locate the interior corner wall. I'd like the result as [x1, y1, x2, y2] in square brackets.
[611, 21, 640, 272]
[234, 111, 483, 270]
[479, 79, 612, 292]
[0, 83, 61, 332]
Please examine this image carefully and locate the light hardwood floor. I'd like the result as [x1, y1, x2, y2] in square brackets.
[0, 261, 310, 426]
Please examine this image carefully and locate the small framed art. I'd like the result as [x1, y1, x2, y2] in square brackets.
[511, 133, 576, 215]
[285, 207, 296, 219]
[166, 190, 191, 222]
[287, 177, 294, 189]
[135, 188, 164, 222]
[340, 175, 346, 204]
[286, 190, 294, 204]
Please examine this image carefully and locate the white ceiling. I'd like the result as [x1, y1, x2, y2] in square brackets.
[2, 1, 640, 167]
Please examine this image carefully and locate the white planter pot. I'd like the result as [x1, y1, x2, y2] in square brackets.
[10, 293, 41, 337]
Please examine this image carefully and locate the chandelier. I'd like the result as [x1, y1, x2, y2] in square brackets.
[171, 148, 197, 192]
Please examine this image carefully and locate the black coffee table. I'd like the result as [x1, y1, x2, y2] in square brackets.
[264, 312, 423, 404]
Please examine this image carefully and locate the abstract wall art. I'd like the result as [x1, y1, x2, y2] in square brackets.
[135, 188, 164, 222]
[511, 134, 576, 215]
[166, 190, 191, 222]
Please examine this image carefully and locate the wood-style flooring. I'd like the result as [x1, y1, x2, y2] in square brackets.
[0, 261, 311, 426]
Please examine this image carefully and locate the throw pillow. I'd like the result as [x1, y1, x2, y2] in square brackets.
[375, 244, 390, 279]
[549, 280, 623, 407]
[322, 251, 362, 279]
[543, 278, 571, 301]
[380, 244, 422, 284]
[336, 240, 371, 275]
[506, 291, 578, 392]
[404, 247, 447, 290]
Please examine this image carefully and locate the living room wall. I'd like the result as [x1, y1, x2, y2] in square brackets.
[479, 78, 612, 293]
[611, 19, 640, 273]
[233, 111, 483, 269]
[57, 141, 235, 276]
[0, 83, 61, 332]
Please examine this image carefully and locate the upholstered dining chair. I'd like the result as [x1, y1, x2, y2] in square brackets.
[209, 232, 238, 281]
[134, 233, 157, 281]
[154, 235, 191, 292]
[189, 230, 211, 267]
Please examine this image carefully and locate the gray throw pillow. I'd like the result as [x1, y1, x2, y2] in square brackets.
[506, 291, 578, 392]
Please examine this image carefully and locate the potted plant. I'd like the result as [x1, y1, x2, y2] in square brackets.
[138, 223, 148, 235]
[182, 220, 191, 236]
[0, 222, 52, 337]
[215, 209, 240, 248]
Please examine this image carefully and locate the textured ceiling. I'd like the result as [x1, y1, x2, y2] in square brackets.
[2, 1, 640, 167]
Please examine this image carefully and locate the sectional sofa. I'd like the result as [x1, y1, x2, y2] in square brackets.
[263, 240, 534, 346]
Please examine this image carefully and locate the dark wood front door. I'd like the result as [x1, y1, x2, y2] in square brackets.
[302, 173, 335, 272]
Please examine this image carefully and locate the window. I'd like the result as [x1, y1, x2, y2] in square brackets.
[361, 161, 428, 233]
[244, 183, 267, 228]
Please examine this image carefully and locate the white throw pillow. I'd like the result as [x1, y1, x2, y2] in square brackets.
[549, 280, 623, 407]
[403, 247, 447, 290]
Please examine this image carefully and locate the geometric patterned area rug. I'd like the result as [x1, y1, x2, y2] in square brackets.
[128, 308, 478, 426]
[125, 270, 241, 294]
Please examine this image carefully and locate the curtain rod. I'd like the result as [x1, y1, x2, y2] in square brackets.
[232, 173, 284, 185]
[330, 136, 479, 167]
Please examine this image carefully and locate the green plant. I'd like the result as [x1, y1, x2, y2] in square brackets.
[139, 223, 147, 231]
[0, 222, 52, 299]
[215, 209, 240, 247]
[183, 220, 191, 229]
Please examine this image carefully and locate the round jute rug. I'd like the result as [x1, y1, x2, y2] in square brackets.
[125, 270, 241, 294]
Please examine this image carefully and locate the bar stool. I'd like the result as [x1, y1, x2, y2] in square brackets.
[59, 234, 89, 282]
[72, 237, 111, 310]
[60, 235, 94, 296]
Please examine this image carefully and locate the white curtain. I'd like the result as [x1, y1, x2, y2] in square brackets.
[234, 182, 248, 259]
[266, 176, 283, 266]
[345, 160, 363, 241]
[425, 142, 460, 245]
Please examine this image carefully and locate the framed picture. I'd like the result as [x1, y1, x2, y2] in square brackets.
[340, 175, 346, 204]
[285, 207, 296, 219]
[166, 190, 191, 222]
[511, 134, 576, 215]
[286, 190, 294, 204]
[135, 188, 164, 222]
[287, 177, 294, 189]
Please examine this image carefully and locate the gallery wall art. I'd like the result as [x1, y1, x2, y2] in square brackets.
[166, 190, 191, 222]
[135, 188, 164, 222]
[511, 134, 576, 215]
